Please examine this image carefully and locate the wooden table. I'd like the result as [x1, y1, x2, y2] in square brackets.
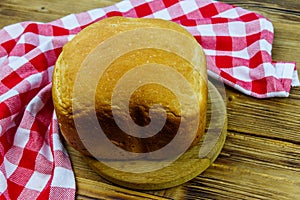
[1, 0, 299, 199]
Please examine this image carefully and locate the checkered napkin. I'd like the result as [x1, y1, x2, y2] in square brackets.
[0, 0, 299, 199]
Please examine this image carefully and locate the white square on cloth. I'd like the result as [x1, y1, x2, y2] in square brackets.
[51, 167, 75, 188]
[233, 66, 251, 81]
[228, 21, 247, 36]
[25, 171, 51, 191]
[153, 8, 172, 20]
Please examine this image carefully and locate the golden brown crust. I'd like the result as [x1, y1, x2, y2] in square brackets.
[52, 16, 207, 160]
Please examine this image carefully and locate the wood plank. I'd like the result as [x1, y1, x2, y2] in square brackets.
[75, 177, 170, 200]
[226, 87, 300, 143]
[221, 0, 300, 14]
[0, 0, 120, 27]
[184, 131, 300, 200]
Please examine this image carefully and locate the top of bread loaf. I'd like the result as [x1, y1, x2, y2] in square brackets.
[53, 17, 207, 120]
[52, 17, 207, 158]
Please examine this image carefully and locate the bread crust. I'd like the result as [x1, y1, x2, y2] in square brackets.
[52, 17, 207, 160]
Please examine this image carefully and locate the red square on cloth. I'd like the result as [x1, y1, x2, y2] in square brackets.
[135, 3, 153, 17]
[216, 55, 234, 69]
[1, 40, 17, 54]
[162, 0, 179, 8]
[29, 54, 49, 72]
[7, 180, 25, 199]
[216, 36, 233, 51]
[251, 78, 268, 95]
[24, 24, 39, 34]
[2, 71, 23, 89]
[18, 149, 39, 169]
[200, 3, 219, 18]
[0, 102, 11, 119]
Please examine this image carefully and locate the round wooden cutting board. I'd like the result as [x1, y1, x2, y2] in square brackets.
[83, 80, 227, 190]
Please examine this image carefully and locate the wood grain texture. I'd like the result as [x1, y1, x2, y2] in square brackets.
[1, 0, 299, 199]
[0, 0, 120, 27]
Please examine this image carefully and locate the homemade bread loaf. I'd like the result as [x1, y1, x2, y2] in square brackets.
[52, 17, 207, 160]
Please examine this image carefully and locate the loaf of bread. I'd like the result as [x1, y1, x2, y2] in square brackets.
[52, 17, 207, 160]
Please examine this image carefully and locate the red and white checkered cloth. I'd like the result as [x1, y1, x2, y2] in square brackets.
[0, 0, 299, 199]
